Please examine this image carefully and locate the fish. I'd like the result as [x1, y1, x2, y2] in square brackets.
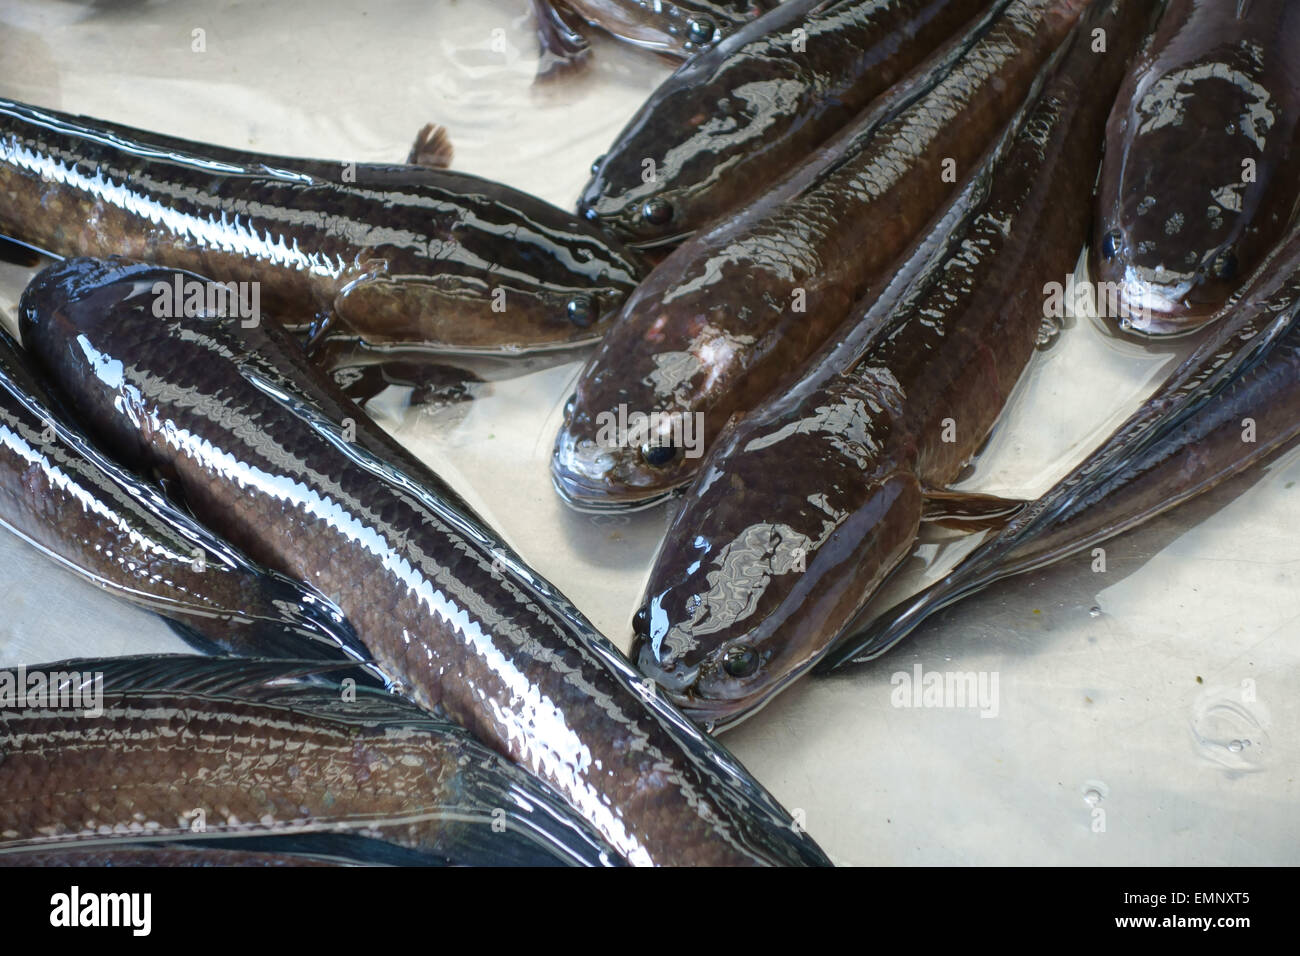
[531, 0, 776, 80]
[630, 0, 1155, 728]
[821, 220, 1300, 668]
[0, 98, 646, 354]
[577, 0, 995, 247]
[18, 257, 831, 867]
[0, 324, 373, 666]
[1091, 0, 1300, 334]
[0, 655, 623, 867]
[554, 0, 1087, 512]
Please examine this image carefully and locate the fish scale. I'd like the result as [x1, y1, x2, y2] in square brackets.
[0, 655, 623, 866]
[19, 258, 830, 867]
[826, 223, 1300, 665]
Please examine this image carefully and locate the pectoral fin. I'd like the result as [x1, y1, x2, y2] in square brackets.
[405, 123, 455, 169]
[920, 488, 1027, 531]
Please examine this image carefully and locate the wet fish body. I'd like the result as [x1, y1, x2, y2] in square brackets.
[0, 655, 622, 867]
[0, 325, 369, 664]
[554, 0, 1087, 510]
[532, 0, 776, 79]
[579, 0, 996, 246]
[632, 0, 1154, 727]
[1092, 0, 1300, 333]
[825, 223, 1300, 667]
[19, 258, 830, 867]
[0, 99, 645, 353]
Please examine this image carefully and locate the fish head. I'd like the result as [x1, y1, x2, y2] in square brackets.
[1090, 211, 1246, 335]
[577, 56, 771, 249]
[629, 380, 926, 727]
[550, 385, 701, 512]
[1091, 46, 1300, 336]
[577, 161, 707, 251]
[550, 294, 732, 509]
[19, 258, 184, 465]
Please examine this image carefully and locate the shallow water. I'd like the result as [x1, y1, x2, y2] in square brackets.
[0, 0, 1295, 865]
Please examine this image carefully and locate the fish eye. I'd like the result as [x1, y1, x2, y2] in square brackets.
[632, 605, 651, 639]
[722, 645, 759, 678]
[590, 154, 606, 175]
[1100, 229, 1123, 260]
[686, 17, 715, 45]
[639, 442, 680, 467]
[1209, 249, 1237, 281]
[641, 198, 674, 227]
[566, 296, 596, 328]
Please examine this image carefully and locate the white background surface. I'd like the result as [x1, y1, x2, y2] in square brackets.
[0, 0, 1295, 865]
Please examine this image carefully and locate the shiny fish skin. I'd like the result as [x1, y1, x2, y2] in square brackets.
[1092, 0, 1300, 334]
[19, 258, 830, 867]
[632, 0, 1153, 728]
[0, 99, 645, 354]
[0, 655, 622, 867]
[824, 223, 1300, 668]
[534, 0, 776, 79]
[554, 0, 1085, 511]
[0, 325, 370, 665]
[578, 0, 994, 247]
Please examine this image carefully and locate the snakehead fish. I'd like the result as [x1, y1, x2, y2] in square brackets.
[18, 257, 830, 867]
[554, 0, 1086, 511]
[530, 0, 777, 79]
[630, 0, 1155, 728]
[0, 324, 369, 664]
[0, 98, 645, 354]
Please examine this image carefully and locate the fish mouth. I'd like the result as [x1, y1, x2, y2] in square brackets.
[1101, 271, 1221, 336]
[635, 641, 783, 733]
[549, 429, 687, 512]
[549, 465, 680, 513]
[669, 686, 777, 734]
